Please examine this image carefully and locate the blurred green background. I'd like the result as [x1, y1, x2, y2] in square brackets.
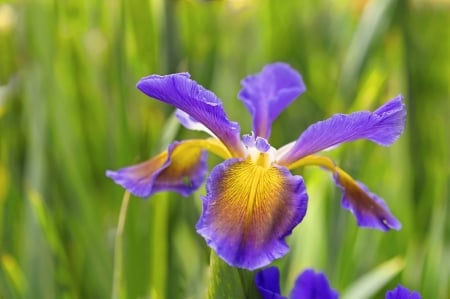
[0, 0, 449, 298]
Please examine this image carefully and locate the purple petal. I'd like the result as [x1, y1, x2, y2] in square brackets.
[279, 96, 406, 165]
[137, 73, 245, 157]
[256, 136, 272, 152]
[175, 109, 213, 135]
[385, 284, 421, 299]
[242, 133, 255, 147]
[106, 141, 207, 198]
[255, 267, 287, 299]
[196, 158, 308, 270]
[333, 170, 401, 231]
[238, 63, 306, 139]
[242, 132, 271, 152]
[290, 269, 339, 299]
[285, 155, 401, 231]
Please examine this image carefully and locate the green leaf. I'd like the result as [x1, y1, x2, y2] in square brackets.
[207, 252, 260, 299]
[341, 256, 405, 299]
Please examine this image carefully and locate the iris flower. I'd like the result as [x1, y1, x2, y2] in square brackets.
[106, 63, 406, 270]
[255, 267, 421, 299]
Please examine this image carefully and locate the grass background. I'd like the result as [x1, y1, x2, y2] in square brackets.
[0, 0, 449, 298]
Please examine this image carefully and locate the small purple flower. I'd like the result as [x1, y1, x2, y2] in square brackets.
[386, 284, 422, 299]
[255, 267, 338, 299]
[255, 268, 421, 299]
[106, 63, 406, 270]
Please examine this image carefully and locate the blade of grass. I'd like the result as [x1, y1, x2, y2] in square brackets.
[26, 185, 78, 299]
[339, 0, 396, 99]
[207, 252, 247, 299]
[147, 112, 180, 299]
[341, 256, 405, 299]
[1, 254, 27, 297]
[112, 191, 130, 299]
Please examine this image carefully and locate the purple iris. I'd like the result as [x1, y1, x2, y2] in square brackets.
[106, 62, 406, 270]
[385, 284, 422, 299]
[255, 267, 421, 299]
[255, 267, 338, 299]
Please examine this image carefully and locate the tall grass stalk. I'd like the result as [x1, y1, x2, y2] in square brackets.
[112, 191, 130, 299]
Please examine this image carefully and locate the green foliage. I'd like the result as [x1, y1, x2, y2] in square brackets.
[0, 0, 448, 298]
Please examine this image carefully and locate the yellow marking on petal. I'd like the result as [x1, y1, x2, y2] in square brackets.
[285, 154, 336, 171]
[157, 138, 230, 180]
[212, 159, 296, 247]
[157, 141, 204, 182]
[287, 154, 384, 216]
[127, 138, 231, 183]
[129, 150, 168, 179]
[253, 152, 271, 169]
[245, 163, 263, 234]
[286, 154, 360, 187]
[190, 138, 232, 160]
[286, 154, 359, 186]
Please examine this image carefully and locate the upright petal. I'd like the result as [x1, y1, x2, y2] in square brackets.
[137, 73, 245, 157]
[385, 284, 421, 299]
[106, 140, 212, 198]
[255, 267, 287, 299]
[279, 96, 406, 166]
[196, 158, 308, 270]
[290, 269, 339, 299]
[238, 63, 306, 139]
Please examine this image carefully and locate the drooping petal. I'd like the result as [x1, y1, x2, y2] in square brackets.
[238, 63, 306, 139]
[255, 267, 287, 299]
[137, 73, 245, 157]
[385, 284, 421, 299]
[106, 139, 229, 198]
[287, 155, 401, 231]
[278, 96, 406, 166]
[334, 169, 401, 231]
[290, 269, 339, 299]
[196, 158, 308, 270]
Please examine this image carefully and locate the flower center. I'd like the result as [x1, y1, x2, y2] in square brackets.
[242, 133, 276, 168]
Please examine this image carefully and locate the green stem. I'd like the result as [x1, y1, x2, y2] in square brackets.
[238, 269, 261, 299]
[149, 194, 168, 299]
[207, 251, 261, 299]
[112, 191, 130, 299]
